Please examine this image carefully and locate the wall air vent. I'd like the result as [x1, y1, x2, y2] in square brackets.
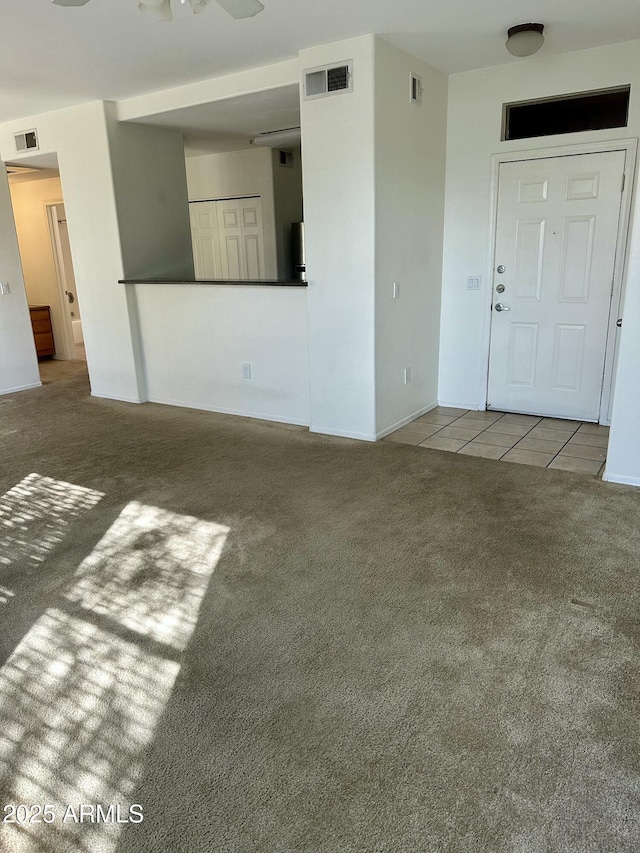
[303, 61, 353, 101]
[14, 129, 39, 154]
[278, 150, 294, 168]
[410, 73, 423, 105]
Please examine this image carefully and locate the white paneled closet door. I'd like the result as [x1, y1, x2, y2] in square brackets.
[190, 201, 222, 280]
[217, 197, 266, 280]
[190, 197, 265, 281]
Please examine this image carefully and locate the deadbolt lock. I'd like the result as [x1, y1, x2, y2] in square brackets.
[496, 265, 506, 274]
[496, 284, 505, 293]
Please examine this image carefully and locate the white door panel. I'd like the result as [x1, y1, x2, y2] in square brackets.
[190, 201, 222, 279]
[190, 197, 265, 281]
[200, 236, 219, 278]
[223, 236, 243, 280]
[216, 198, 265, 281]
[245, 235, 261, 279]
[488, 151, 625, 421]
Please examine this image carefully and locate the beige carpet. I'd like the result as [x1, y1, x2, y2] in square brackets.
[0, 360, 639, 853]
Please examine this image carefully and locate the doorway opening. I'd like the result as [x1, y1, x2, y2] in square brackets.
[45, 202, 85, 362]
[7, 154, 87, 387]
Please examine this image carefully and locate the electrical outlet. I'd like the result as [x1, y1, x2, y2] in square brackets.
[0, 283, 10, 295]
[404, 367, 411, 385]
[242, 363, 252, 380]
[393, 282, 400, 299]
[467, 276, 481, 291]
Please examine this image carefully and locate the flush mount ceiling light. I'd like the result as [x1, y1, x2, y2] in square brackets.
[5, 164, 42, 175]
[505, 23, 545, 57]
[51, 0, 265, 20]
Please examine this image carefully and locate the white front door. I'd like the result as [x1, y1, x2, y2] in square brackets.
[487, 150, 626, 421]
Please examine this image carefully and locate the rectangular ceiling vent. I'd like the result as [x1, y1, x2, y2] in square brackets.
[14, 129, 39, 154]
[303, 61, 353, 101]
[410, 73, 423, 105]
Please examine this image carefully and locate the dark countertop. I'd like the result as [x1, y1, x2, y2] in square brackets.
[120, 278, 308, 287]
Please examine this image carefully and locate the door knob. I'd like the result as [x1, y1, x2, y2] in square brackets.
[494, 302, 510, 312]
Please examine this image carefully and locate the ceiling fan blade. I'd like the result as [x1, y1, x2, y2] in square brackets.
[187, 0, 213, 13]
[138, 0, 173, 20]
[51, 0, 92, 6]
[214, 0, 264, 19]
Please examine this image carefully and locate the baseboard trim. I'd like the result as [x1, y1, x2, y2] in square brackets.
[91, 392, 146, 404]
[601, 472, 640, 488]
[147, 394, 310, 428]
[0, 381, 42, 396]
[309, 426, 377, 442]
[437, 399, 480, 411]
[376, 402, 438, 440]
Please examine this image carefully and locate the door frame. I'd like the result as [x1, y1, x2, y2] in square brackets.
[45, 201, 76, 361]
[480, 137, 637, 425]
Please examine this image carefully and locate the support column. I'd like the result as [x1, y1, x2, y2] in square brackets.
[300, 36, 377, 440]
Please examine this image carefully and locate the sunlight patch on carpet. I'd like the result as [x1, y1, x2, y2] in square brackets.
[0, 474, 104, 571]
[0, 500, 229, 853]
[66, 501, 227, 651]
[0, 586, 14, 605]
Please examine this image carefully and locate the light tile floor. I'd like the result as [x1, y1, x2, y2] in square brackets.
[384, 407, 609, 477]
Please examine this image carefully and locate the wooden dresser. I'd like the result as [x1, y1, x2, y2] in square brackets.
[29, 305, 55, 358]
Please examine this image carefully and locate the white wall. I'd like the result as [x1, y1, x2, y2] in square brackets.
[300, 35, 377, 440]
[0, 101, 145, 402]
[0, 101, 196, 404]
[604, 203, 640, 485]
[186, 147, 278, 278]
[0, 168, 40, 395]
[374, 38, 447, 435]
[106, 107, 194, 281]
[300, 36, 447, 440]
[8, 175, 67, 358]
[132, 283, 310, 425]
[271, 145, 303, 279]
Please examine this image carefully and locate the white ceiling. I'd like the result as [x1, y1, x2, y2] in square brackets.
[142, 85, 301, 155]
[3, 0, 640, 139]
